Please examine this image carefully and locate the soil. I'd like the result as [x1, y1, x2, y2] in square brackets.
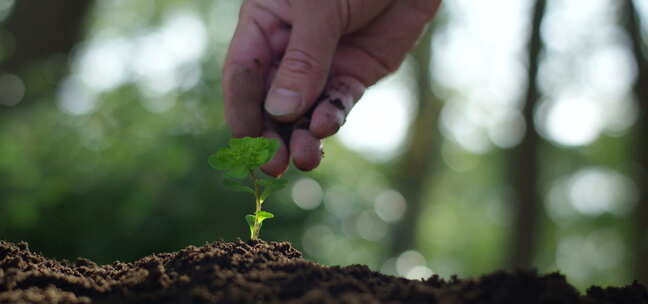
[0, 240, 646, 304]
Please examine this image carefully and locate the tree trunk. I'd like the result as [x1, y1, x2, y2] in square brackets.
[390, 27, 442, 256]
[2, 0, 93, 73]
[509, 0, 546, 269]
[0, 0, 93, 107]
[623, 0, 648, 285]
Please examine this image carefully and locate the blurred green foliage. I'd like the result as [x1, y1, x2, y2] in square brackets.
[0, 0, 644, 292]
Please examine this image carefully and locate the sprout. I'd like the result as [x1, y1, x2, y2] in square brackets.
[208, 137, 287, 240]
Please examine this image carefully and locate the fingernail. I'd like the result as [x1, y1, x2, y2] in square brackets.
[335, 110, 346, 126]
[266, 88, 301, 116]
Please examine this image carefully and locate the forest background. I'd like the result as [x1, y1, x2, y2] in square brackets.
[0, 0, 647, 291]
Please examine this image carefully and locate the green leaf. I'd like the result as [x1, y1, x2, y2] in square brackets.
[209, 137, 282, 174]
[257, 139, 280, 165]
[256, 149, 270, 166]
[223, 178, 254, 194]
[268, 138, 280, 155]
[208, 151, 231, 170]
[257, 178, 277, 186]
[256, 210, 274, 223]
[245, 214, 255, 238]
[245, 214, 255, 227]
[223, 166, 248, 179]
[260, 178, 288, 202]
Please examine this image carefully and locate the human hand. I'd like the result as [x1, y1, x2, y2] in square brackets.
[222, 0, 441, 176]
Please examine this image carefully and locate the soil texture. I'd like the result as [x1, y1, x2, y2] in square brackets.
[0, 240, 646, 304]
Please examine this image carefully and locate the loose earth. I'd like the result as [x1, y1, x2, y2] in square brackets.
[0, 240, 646, 303]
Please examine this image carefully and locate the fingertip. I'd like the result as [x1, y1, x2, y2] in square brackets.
[261, 130, 290, 177]
[261, 164, 287, 178]
[290, 128, 322, 171]
[310, 99, 345, 139]
[310, 76, 365, 138]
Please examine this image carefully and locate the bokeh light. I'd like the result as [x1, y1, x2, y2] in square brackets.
[323, 186, 355, 219]
[396, 250, 429, 279]
[546, 167, 638, 221]
[75, 38, 131, 92]
[567, 168, 637, 216]
[291, 178, 323, 210]
[537, 0, 638, 146]
[537, 96, 604, 147]
[355, 211, 388, 241]
[337, 65, 415, 161]
[373, 190, 407, 223]
[57, 76, 98, 115]
[0, 0, 14, 22]
[432, 0, 530, 154]
[556, 229, 626, 287]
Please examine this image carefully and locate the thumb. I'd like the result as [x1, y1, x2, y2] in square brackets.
[264, 3, 342, 122]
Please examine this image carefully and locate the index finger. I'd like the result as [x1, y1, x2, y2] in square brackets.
[222, 2, 280, 138]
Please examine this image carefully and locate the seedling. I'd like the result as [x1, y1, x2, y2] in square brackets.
[208, 137, 287, 240]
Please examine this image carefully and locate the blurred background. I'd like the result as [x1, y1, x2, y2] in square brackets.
[0, 0, 646, 291]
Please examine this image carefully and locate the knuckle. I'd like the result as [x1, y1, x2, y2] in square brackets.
[363, 49, 399, 76]
[281, 49, 326, 77]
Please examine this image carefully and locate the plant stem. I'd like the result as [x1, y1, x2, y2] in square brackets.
[250, 171, 262, 240]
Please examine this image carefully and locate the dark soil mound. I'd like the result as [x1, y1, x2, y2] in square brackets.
[0, 240, 645, 304]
